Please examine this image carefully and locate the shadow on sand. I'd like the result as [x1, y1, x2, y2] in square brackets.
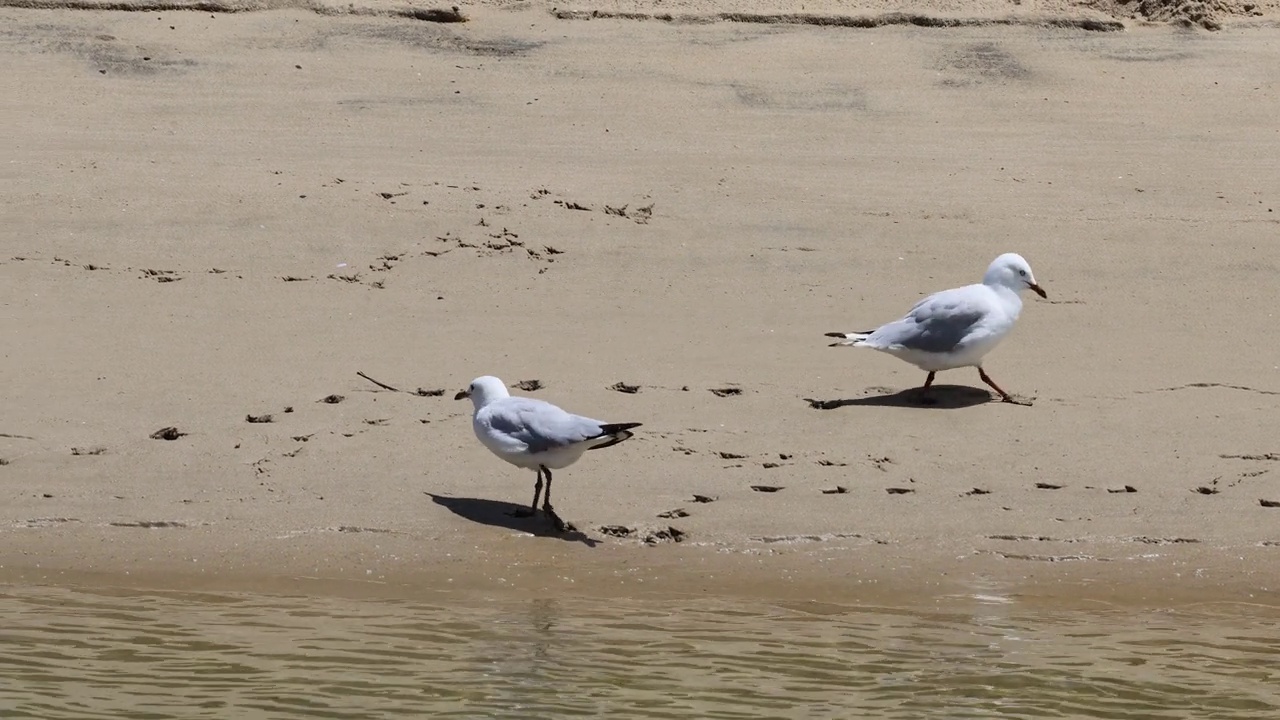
[805, 384, 994, 410]
[425, 493, 599, 547]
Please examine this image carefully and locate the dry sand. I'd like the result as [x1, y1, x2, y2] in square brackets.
[2, 0, 1279, 604]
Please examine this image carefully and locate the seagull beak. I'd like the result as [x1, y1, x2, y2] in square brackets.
[1027, 282, 1047, 299]
[453, 389, 471, 400]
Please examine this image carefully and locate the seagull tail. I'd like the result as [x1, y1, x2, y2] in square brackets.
[588, 422, 642, 451]
[825, 331, 874, 347]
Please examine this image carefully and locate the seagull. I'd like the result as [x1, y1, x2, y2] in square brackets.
[455, 376, 642, 532]
[825, 252, 1046, 404]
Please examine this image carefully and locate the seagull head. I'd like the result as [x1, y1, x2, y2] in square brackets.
[454, 376, 510, 409]
[984, 253, 1046, 299]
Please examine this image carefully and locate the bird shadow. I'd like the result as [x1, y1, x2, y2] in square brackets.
[805, 384, 994, 410]
[425, 493, 599, 546]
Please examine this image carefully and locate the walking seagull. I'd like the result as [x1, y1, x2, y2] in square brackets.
[825, 253, 1047, 404]
[456, 376, 641, 532]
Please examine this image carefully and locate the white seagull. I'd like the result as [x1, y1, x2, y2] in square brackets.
[456, 376, 642, 532]
[825, 252, 1047, 403]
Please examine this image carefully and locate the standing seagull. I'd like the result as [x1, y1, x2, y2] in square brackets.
[455, 376, 642, 532]
[825, 253, 1047, 404]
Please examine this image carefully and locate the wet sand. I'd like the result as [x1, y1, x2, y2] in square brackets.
[2, 1, 1280, 604]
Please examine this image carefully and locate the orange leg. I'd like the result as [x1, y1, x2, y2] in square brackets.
[913, 371, 937, 404]
[978, 368, 1014, 403]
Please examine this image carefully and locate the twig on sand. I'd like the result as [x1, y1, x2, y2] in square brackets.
[357, 371, 403, 393]
[357, 371, 448, 397]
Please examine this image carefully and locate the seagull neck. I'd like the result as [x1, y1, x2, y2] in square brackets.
[984, 281, 1022, 302]
[473, 387, 510, 409]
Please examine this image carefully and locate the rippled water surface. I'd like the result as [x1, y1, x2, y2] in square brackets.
[2, 583, 1279, 718]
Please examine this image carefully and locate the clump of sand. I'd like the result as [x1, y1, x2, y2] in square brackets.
[1092, 0, 1270, 29]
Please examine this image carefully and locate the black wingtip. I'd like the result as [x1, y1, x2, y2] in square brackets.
[589, 422, 642, 451]
[824, 332, 847, 338]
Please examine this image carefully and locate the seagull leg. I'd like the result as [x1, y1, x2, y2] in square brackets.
[915, 372, 937, 404]
[540, 466, 568, 533]
[977, 368, 1015, 403]
[510, 469, 542, 518]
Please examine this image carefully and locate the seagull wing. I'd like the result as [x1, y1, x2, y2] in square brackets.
[484, 398, 614, 454]
[870, 286, 990, 354]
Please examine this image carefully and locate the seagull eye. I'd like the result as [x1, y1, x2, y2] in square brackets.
[1018, 269, 1027, 277]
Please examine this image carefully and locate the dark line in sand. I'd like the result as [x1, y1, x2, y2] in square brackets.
[549, 9, 1125, 32]
[1142, 382, 1280, 396]
[0, 0, 469, 22]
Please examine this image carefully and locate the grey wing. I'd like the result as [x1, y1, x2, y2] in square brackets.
[874, 291, 988, 354]
[489, 398, 605, 453]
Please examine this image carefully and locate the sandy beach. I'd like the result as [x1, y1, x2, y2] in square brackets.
[3, 0, 1279, 605]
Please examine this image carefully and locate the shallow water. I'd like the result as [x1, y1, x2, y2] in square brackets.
[2, 583, 1278, 719]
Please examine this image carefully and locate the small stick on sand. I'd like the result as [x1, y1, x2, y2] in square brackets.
[357, 371, 404, 393]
